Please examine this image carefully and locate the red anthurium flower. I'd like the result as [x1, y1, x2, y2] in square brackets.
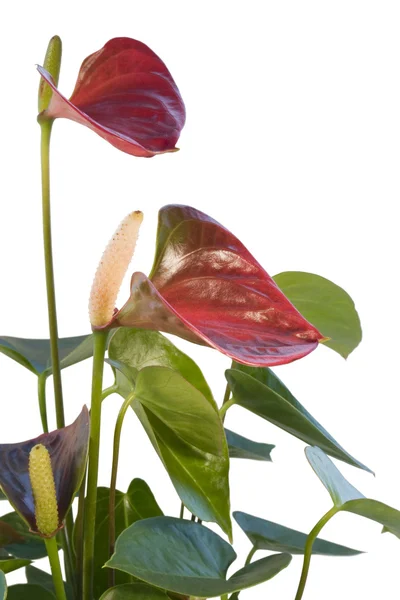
[0, 407, 89, 538]
[38, 38, 186, 157]
[90, 206, 324, 367]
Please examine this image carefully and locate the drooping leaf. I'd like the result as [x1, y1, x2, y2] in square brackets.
[0, 558, 30, 574]
[100, 205, 323, 367]
[6, 584, 55, 599]
[306, 447, 400, 536]
[108, 328, 214, 403]
[78, 479, 163, 599]
[99, 583, 169, 600]
[234, 511, 362, 556]
[225, 430, 274, 462]
[0, 335, 93, 376]
[226, 366, 371, 473]
[26, 566, 73, 600]
[39, 38, 185, 157]
[0, 571, 6, 600]
[273, 272, 362, 358]
[0, 407, 89, 536]
[0, 513, 46, 559]
[114, 364, 231, 537]
[106, 517, 291, 597]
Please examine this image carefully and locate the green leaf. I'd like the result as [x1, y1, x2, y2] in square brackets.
[306, 447, 400, 536]
[0, 521, 23, 548]
[225, 430, 274, 461]
[78, 479, 163, 599]
[106, 517, 291, 597]
[108, 328, 214, 404]
[25, 566, 72, 600]
[0, 334, 93, 376]
[0, 558, 30, 574]
[0, 490, 6, 501]
[114, 364, 231, 538]
[0, 513, 46, 559]
[0, 571, 6, 600]
[233, 511, 362, 555]
[273, 271, 362, 358]
[99, 583, 169, 599]
[6, 584, 55, 599]
[226, 366, 371, 473]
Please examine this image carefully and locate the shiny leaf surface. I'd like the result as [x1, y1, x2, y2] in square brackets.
[39, 38, 185, 157]
[225, 430, 274, 461]
[104, 205, 323, 367]
[0, 408, 89, 535]
[114, 365, 231, 537]
[107, 517, 291, 596]
[0, 513, 46, 559]
[234, 511, 361, 555]
[0, 335, 92, 375]
[0, 558, 30, 574]
[100, 583, 169, 600]
[273, 272, 362, 358]
[226, 366, 371, 472]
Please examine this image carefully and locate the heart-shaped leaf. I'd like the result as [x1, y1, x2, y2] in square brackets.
[0, 572, 6, 600]
[26, 566, 72, 600]
[225, 430, 274, 462]
[0, 558, 30, 574]
[234, 511, 361, 556]
[0, 335, 93, 376]
[108, 329, 213, 404]
[106, 517, 291, 597]
[273, 272, 362, 358]
[113, 364, 231, 537]
[226, 365, 371, 473]
[39, 38, 185, 158]
[306, 447, 400, 535]
[103, 205, 323, 367]
[100, 583, 170, 599]
[0, 513, 46, 559]
[6, 584, 55, 599]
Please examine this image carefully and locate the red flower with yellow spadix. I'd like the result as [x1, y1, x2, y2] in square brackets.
[89, 206, 324, 366]
[37, 37, 185, 157]
[0, 407, 89, 538]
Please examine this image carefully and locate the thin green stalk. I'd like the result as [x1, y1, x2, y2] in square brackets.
[38, 373, 49, 433]
[179, 503, 185, 518]
[102, 384, 118, 402]
[108, 392, 135, 588]
[40, 120, 64, 429]
[219, 396, 236, 420]
[75, 468, 87, 600]
[294, 506, 339, 600]
[245, 546, 257, 566]
[45, 536, 67, 600]
[83, 329, 108, 600]
[221, 595, 228, 600]
[59, 526, 76, 598]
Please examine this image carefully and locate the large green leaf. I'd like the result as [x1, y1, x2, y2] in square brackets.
[6, 584, 55, 599]
[273, 271, 362, 358]
[106, 517, 291, 597]
[100, 583, 169, 600]
[77, 479, 163, 600]
[25, 566, 73, 600]
[0, 514, 46, 560]
[226, 366, 371, 473]
[113, 364, 231, 538]
[0, 558, 30, 575]
[0, 521, 23, 548]
[225, 430, 274, 462]
[108, 328, 214, 403]
[233, 511, 361, 556]
[0, 335, 93, 376]
[306, 447, 400, 535]
[0, 572, 6, 600]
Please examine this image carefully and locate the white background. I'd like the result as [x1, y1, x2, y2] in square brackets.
[0, 1, 399, 598]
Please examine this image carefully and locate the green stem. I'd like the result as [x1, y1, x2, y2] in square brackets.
[83, 329, 108, 600]
[221, 595, 228, 600]
[179, 503, 185, 518]
[108, 392, 135, 588]
[102, 384, 118, 402]
[45, 536, 67, 600]
[40, 120, 64, 429]
[219, 396, 236, 420]
[38, 373, 49, 434]
[245, 546, 257, 566]
[75, 468, 87, 600]
[294, 506, 339, 600]
[59, 526, 76, 598]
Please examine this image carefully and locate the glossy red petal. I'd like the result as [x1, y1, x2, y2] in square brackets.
[0, 407, 89, 535]
[102, 206, 323, 367]
[38, 38, 185, 157]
